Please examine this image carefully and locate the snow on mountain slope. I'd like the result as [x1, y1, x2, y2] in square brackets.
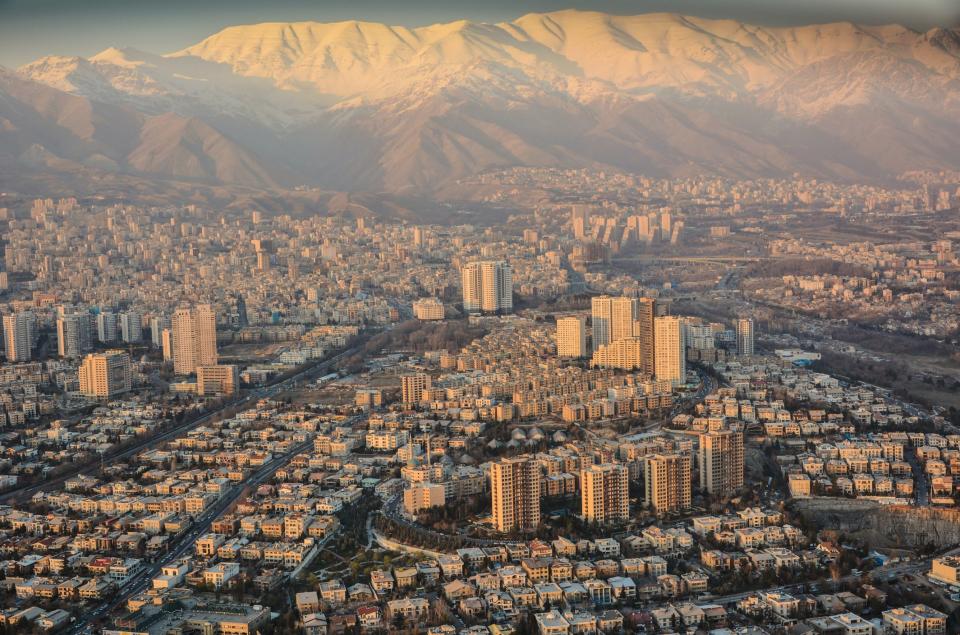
[9, 11, 960, 190]
[169, 10, 960, 100]
[19, 47, 320, 127]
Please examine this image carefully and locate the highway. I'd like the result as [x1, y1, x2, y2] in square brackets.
[0, 340, 367, 506]
[610, 255, 766, 264]
[56, 339, 375, 634]
[70, 436, 316, 634]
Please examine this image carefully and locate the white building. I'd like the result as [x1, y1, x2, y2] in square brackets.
[413, 298, 445, 321]
[3, 311, 35, 362]
[57, 312, 93, 358]
[97, 311, 118, 343]
[120, 310, 143, 343]
[462, 261, 512, 314]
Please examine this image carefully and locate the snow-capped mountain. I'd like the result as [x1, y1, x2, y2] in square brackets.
[5, 10, 960, 191]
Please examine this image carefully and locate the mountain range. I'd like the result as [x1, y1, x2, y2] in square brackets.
[3, 10, 960, 192]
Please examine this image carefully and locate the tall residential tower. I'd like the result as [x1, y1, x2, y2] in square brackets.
[56, 312, 93, 359]
[581, 463, 630, 524]
[2, 313, 34, 362]
[699, 429, 745, 497]
[462, 261, 513, 314]
[490, 456, 541, 533]
[635, 297, 656, 374]
[79, 351, 132, 398]
[737, 318, 755, 357]
[172, 305, 218, 375]
[556, 316, 587, 358]
[645, 453, 692, 515]
[654, 316, 686, 385]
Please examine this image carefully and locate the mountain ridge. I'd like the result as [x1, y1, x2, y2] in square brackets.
[5, 10, 960, 192]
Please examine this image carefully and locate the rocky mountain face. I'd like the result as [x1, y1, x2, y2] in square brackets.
[4, 10, 960, 191]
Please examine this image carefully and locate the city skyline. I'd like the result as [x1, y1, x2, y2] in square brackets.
[0, 2, 958, 633]
[1, 172, 958, 634]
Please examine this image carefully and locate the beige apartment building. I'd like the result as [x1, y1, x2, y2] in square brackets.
[737, 318, 755, 356]
[929, 556, 960, 585]
[883, 605, 947, 635]
[197, 365, 240, 396]
[401, 373, 432, 405]
[462, 260, 512, 314]
[699, 429, 745, 496]
[645, 453, 691, 515]
[654, 316, 686, 385]
[490, 456, 541, 532]
[413, 298, 445, 321]
[403, 483, 445, 516]
[591, 337, 644, 370]
[78, 350, 132, 398]
[556, 316, 587, 358]
[172, 304, 218, 375]
[634, 297, 656, 375]
[581, 463, 629, 524]
[591, 295, 641, 350]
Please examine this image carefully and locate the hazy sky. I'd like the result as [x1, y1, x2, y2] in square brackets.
[2, 0, 958, 67]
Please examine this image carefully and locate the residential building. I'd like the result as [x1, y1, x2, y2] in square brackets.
[78, 351, 132, 398]
[197, 365, 240, 396]
[97, 311, 118, 343]
[119, 310, 143, 343]
[413, 298, 445, 321]
[2, 312, 33, 362]
[581, 463, 629, 524]
[491, 456, 541, 532]
[929, 556, 960, 585]
[645, 453, 692, 515]
[57, 312, 93, 358]
[635, 297, 656, 374]
[403, 483, 445, 516]
[172, 304, 218, 375]
[590, 337, 644, 370]
[655, 316, 686, 385]
[737, 318, 755, 357]
[556, 316, 587, 358]
[401, 373, 431, 405]
[150, 314, 170, 348]
[699, 429, 745, 496]
[462, 260, 512, 314]
[591, 295, 613, 350]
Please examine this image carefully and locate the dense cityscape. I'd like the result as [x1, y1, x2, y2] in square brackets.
[0, 167, 958, 635]
[2, 0, 960, 633]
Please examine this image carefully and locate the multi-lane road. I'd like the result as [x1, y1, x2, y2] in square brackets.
[1, 339, 370, 507]
[69, 436, 315, 633]
[54, 340, 375, 633]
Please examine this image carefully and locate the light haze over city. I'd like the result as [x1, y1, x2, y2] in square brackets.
[0, 1, 959, 634]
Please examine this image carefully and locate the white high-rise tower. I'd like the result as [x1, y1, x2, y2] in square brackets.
[461, 261, 512, 314]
